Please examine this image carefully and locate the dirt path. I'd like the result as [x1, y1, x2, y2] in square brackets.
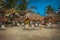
[0, 26, 60, 40]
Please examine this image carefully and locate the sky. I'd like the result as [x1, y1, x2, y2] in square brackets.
[28, 0, 60, 16]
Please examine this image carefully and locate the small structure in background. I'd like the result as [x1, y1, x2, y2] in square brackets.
[23, 12, 44, 30]
[0, 7, 8, 29]
[44, 12, 60, 28]
[5, 9, 21, 26]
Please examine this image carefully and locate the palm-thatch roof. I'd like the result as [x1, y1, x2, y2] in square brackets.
[44, 13, 60, 22]
[5, 9, 20, 16]
[0, 17, 8, 22]
[52, 14, 60, 21]
[13, 16, 21, 21]
[5, 9, 21, 21]
[24, 12, 44, 21]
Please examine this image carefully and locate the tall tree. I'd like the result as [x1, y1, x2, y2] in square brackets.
[45, 5, 55, 24]
[46, 5, 55, 15]
[17, 0, 27, 10]
[0, 0, 21, 10]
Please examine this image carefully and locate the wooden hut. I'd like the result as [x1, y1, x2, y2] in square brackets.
[5, 9, 21, 26]
[24, 12, 44, 24]
[44, 13, 60, 23]
[0, 7, 8, 29]
[0, 7, 8, 23]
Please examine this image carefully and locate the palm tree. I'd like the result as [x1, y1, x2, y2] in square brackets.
[0, 0, 22, 10]
[0, 0, 28, 16]
[45, 5, 55, 28]
[17, 0, 27, 10]
[0, 0, 28, 13]
[46, 5, 55, 15]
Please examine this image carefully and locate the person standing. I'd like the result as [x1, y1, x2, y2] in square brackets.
[31, 23, 35, 30]
[39, 23, 42, 30]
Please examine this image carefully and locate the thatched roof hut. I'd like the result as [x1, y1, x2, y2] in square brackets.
[0, 17, 8, 22]
[0, 7, 8, 22]
[44, 13, 60, 23]
[5, 9, 20, 16]
[5, 9, 21, 21]
[52, 14, 60, 22]
[14, 17, 21, 21]
[24, 12, 44, 22]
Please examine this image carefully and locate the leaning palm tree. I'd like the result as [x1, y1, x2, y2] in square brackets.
[0, 0, 28, 19]
[0, 0, 22, 16]
[0, 0, 28, 17]
[0, 0, 22, 10]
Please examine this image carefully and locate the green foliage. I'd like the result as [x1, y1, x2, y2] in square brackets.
[0, 0, 18, 9]
[46, 5, 54, 14]
[0, 0, 27, 10]
[18, 0, 27, 10]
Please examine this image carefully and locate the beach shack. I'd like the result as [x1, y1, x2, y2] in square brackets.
[5, 9, 21, 26]
[0, 7, 8, 29]
[23, 12, 44, 30]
